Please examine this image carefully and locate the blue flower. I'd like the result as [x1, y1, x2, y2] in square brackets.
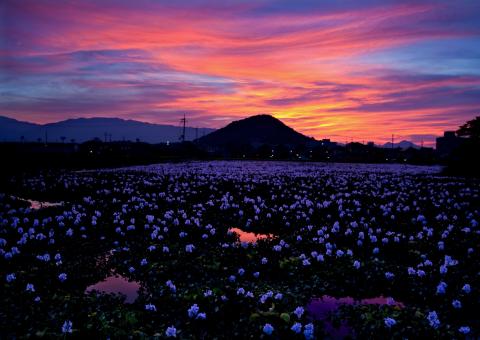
[145, 303, 156, 311]
[452, 300, 462, 309]
[188, 304, 200, 318]
[196, 312, 206, 320]
[385, 272, 395, 280]
[263, 323, 274, 335]
[26, 283, 35, 292]
[62, 320, 73, 333]
[140, 258, 148, 266]
[436, 281, 447, 294]
[58, 273, 67, 282]
[427, 311, 440, 329]
[291, 322, 302, 333]
[294, 306, 305, 318]
[166, 280, 176, 293]
[165, 325, 177, 337]
[304, 323, 314, 339]
[353, 260, 361, 269]
[462, 284, 471, 294]
[6, 273, 16, 283]
[459, 326, 470, 334]
[384, 317, 396, 328]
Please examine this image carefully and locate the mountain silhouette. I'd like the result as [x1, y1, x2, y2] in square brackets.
[382, 140, 420, 150]
[0, 116, 215, 143]
[197, 114, 313, 147]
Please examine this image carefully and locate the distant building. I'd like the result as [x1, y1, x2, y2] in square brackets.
[436, 131, 463, 158]
[319, 139, 337, 147]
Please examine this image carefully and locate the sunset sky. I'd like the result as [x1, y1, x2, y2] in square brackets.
[1, 0, 479, 146]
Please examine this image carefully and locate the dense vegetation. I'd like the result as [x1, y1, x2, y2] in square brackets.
[1, 161, 479, 338]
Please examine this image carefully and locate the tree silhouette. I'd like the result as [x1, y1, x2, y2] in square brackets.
[457, 116, 480, 140]
[61, 136, 66, 144]
[446, 116, 480, 177]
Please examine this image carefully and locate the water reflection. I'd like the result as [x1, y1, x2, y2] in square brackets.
[14, 196, 63, 210]
[28, 200, 63, 210]
[85, 275, 140, 303]
[228, 227, 273, 243]
[307, 295, 404, 338]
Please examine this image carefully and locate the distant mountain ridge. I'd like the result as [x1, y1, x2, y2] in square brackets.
[382, 140, 421, 150]
[0, 116, 215, 143]
[197, 114, 313, 147]
[1, 115, 424, 148]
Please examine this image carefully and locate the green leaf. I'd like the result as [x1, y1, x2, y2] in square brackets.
[280, 313, 290, 323]
[249, 313, 260, 322]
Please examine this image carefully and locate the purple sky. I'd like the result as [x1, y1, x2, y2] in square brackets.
[1, 0, 480, 145]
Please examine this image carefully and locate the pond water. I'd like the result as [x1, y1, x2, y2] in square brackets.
[15, 197, 63, 210]
[307, 295, 404, 338]
[28, 200, 63, 210]
[85, 275, 140, 303]
[228, 227, 273, 243]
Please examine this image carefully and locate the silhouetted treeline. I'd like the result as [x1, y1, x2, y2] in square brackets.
[0, 140, 208, 180]
[444, 116, 480, 177]
[0, 137, 440, 180]
[214, 140, 436, 164]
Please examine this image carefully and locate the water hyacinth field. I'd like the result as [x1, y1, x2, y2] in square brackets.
[1, 161, 479, 338]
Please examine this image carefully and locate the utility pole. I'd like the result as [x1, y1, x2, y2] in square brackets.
[180, 114, 187, 142]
